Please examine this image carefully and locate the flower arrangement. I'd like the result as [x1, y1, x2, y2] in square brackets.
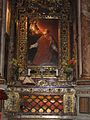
[64, 58, 76, 79]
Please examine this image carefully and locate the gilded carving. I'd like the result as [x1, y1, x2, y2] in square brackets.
[4, 91, 20, 112]
[63, 91, 75, 113]
[17, 15, 27, 73]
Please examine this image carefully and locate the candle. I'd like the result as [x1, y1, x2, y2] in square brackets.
[28, 69, 31, 76]
[56, 69, 58, 76]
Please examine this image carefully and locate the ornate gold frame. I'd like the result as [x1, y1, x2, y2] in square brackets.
[15, 0, 72, 80]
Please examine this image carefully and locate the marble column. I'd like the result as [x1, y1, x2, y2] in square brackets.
[0, 0, 6, 77]
[78, 0, 82, 78]
[0, 2, 7, 118]
[7, 1, 16, 83]
[81, 0, 90, 78]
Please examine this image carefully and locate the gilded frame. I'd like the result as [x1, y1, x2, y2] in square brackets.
[15, 0, 72, 80]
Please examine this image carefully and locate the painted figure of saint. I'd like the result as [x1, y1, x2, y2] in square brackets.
[29, 29, 58, 66]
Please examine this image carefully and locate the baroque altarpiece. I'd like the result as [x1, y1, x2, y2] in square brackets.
[4, 0, 77, 119]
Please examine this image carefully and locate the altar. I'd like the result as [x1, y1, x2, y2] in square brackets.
[4, 0, 77, 120]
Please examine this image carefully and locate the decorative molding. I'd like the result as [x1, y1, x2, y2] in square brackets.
[76, 85, 90, 95]
[7, 86, 76, 94]
[4, 114, 77, 119]
[77, 80, 90, 85]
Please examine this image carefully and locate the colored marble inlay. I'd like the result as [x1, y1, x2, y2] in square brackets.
[20, 95, 63, 114]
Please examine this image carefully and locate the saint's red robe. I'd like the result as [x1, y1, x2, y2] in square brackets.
[33, 34, 53, 65]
